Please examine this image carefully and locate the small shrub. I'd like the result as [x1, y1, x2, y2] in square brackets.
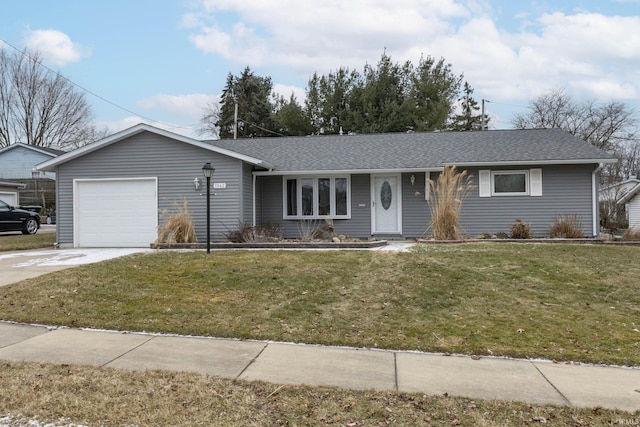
[621, 227, 640, 241]
[226, 224, 282, 243]
[495, 232, 509, 239]
[155, 199, 197, 245]
[509, 219, 532, 239]
[297, 218, 337, 241]
[549, 214, 584, 238]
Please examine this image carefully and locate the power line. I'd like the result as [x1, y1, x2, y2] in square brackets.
[0, 38, 200, 133]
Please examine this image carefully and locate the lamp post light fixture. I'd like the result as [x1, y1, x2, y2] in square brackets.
[202, 162, 215, 253]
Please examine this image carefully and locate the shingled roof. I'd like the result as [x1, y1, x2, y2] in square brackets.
[209, 128, 617, 172]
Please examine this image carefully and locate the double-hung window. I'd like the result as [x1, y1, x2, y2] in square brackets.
[284, 176, 350, 219]
[479, 168, 542, 197]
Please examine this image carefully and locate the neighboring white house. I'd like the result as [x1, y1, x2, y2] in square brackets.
[0, 180, 26, 206]
[0, 143, 65, 208]
[617, 181, 640, 229]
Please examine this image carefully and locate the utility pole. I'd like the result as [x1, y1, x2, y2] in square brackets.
[481, 99, 490, 130]
[233, 98, 238, 140]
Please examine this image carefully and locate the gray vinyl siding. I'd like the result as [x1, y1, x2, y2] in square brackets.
[55, 132, 245, 246]
[458, 164, 597, 237]
[257, 174, 373, 239]
[254, 165, 598, 240]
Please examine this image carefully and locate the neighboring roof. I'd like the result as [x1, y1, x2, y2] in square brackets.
[210, 128, 617, 173]
[0, 180, 27, 190]
[0, 142, 66, 157]
[37, 123, 271, 172]
[618, 183, 640, 204]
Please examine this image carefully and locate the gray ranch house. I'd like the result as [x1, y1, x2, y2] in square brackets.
[37, 123, 616, 248]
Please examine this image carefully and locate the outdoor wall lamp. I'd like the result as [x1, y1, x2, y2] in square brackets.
[193, 177, 200, 190]
[202, 162, 215, 253]
[410, 174, 416, 186]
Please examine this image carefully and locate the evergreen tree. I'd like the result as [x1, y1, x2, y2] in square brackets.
[450, 81, 487, 131]
[212, 67, 275, 139]
[305, 67, 360, 134]
[272, 93, 313, 136]
[409, 55, 463, 132]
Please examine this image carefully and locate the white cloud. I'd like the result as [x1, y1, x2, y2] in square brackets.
[95, 117, 201, 139]
[272, 84, 306, 103]
[137, 93, 219, 121]
[23, 29, 90, 66]
[181, 0, 640, 121]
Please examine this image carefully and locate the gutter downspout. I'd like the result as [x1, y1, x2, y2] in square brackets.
[592, 164, 604, 237]
[252, 173, 256, 227]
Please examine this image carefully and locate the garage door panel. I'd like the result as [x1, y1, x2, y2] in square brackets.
[75, 179, 157, 248]
[0, 193, 18, 206]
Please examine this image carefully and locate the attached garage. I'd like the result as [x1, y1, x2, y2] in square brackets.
[74, 178, 158, 247]
[0, 180, 25, 206]
[0, 192, 18, 206]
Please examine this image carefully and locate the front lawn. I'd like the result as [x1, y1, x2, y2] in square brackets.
[0, 243, 639, 366]
[0, 232, 56, 251]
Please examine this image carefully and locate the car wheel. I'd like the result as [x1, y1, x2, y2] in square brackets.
[46, 216, 52, 225]
[22, 218, 39, 235]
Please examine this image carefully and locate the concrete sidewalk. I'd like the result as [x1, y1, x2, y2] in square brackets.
[1, 322, 638, 412]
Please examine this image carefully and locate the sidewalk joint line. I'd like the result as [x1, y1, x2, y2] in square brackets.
[100, 335, 156, 368]
[532, 362, 573, 406]
[237, 342, 269, 379]
[393, 352, 399, 391]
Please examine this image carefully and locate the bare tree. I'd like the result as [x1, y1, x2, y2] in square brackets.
[0, 48, 101, 149]
[513, 88, 639, 182]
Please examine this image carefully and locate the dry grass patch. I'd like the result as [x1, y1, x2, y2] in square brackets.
[1, 244, 640, 366]
[622, 227, 640, 241]
[0, 232, 56, 251]
[0, 361, 632, 426]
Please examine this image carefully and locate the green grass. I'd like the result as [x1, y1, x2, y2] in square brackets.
[0, 232, 56, 251]
[1, 243, 639, 366]
[0, 360, 633, 426]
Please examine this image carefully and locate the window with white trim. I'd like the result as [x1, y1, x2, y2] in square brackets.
[479, 169, 542, 197]
[283, 176, 350, 219]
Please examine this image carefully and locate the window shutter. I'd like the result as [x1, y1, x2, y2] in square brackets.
[530, 168, 542, 196]
[479, 170, 491, 197]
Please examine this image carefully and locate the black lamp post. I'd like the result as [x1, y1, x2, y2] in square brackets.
[202, 162, 215, 253]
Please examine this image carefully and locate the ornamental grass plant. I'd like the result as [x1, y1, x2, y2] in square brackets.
[154, 198, 197, 246]
[427, 166, 474, 240]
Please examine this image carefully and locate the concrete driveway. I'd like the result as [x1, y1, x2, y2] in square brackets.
[0, 248, 151, 287]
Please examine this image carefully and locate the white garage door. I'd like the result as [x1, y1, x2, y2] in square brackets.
[75, 178, 158, 247]
[0, 192, 18, 206]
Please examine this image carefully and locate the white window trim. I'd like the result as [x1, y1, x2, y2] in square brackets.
[491, 170, 530, 196]
[479, 168, 543, 198]
[283, 175, 351, 219]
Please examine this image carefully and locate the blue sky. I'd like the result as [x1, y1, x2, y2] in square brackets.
[2, 0, 639, 138]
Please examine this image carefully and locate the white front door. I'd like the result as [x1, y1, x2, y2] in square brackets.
[372, 174, 402, 234]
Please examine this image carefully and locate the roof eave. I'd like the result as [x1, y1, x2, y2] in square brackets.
[36, 123, 267, 172]
[253, 167, 444, 176]
[443, 158, 618, 167]
[617, 183, 640, 204]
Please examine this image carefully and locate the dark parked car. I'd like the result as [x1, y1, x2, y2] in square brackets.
[47, 208, 56, 225]
[0, 199, 40, 234]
